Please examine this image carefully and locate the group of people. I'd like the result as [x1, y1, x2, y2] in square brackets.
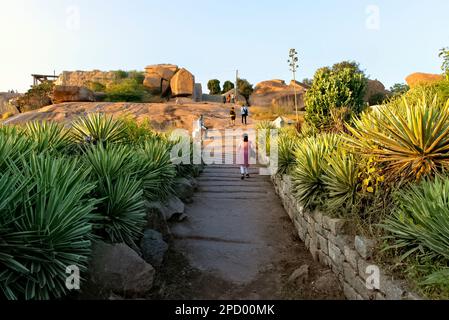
[229, 103, 249, 126]
[224, 94, 236, 104]
[193, 114, 255, 180]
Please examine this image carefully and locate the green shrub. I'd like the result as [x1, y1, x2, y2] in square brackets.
[25, 121, 72, 154]
[71, 113, 127, 146]
[346, 95, 449, 181]
[114, 70, 129, 80]
[83, 144, 146, 246]
[322, 147, 360, 215]
[105, 78, 150, 102]
[237, 78, 254, 102]
[277, 127, 300, 175]
[222, 80, 235, 94]
[127, 71, 145, 84]
[0, 155, 98, 300]
[305, 61, 367, 130]
[86, 81, 106, 92]
[291, 133, 341, 209]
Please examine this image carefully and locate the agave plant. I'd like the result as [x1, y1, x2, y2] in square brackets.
[71, 113, 126, 146]
[277, 127, 300, 175]
[291, 133, 341, 209]
[322, 148, 360, 212]
[137, 139, 177, 201]
[83, 144, 146, 246]
[346, 95, 449, 181]
[383, 177, 449, 261]
[25, 121, 72, 154]
[0, 155, 98, 300]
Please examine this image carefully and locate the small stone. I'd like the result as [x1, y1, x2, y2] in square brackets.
[140, 229, 169, 268]
[328, 242, 344, 266]
[327, 218, 348, 236]
[317, 234, 328, 255]
[354, 236, 376, 259]
[288, 265, 310, 286]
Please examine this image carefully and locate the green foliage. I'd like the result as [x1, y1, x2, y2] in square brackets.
[105, 78, 150, 102]
[24, 121, 72, 154]
[222, 80, 235, 93]
[368, 92, 387, 106]
[305, 61, 368, 130]
[138, 139, 177, 201]
[86, 81, 106, 92]
[237, 78, 254, 102]
[120, 117, 157, 145]
[71, 113, 127, 146]
[0, 155, 98, 300]
[207, 79, 221, 95]
[277, 127, 300, 175]
[291, 133, 341, 209]
[346, 95, 449, 181]
[83, 144, 146, 246]
[440, 47, 449, 79]
[390, 83, 410, 97]
[322, 148, 360, 213]
[114, 70, 129, 80]
[127, 71, 145, 84]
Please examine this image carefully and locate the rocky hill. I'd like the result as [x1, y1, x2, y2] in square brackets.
[3, 101, 230, 132]
[406, 72, 445, 88]
[249, 80, 308, 110]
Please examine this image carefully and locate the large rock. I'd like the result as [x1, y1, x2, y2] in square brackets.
[52, 85, 95, 104]
[170, 68, 195, 97]
[143, 64, 178, 95]
[364, 79, 390, 105]
[88, 241, 155, 296]
[0, 93, 21, 117]
[56, 70, 119, 87]
[145, 196, 185, 225]
[173, 177, 195, 203]
[249, 79, 307, 110]
[140, 229, 169, 268]
[406, 72, 444, 88]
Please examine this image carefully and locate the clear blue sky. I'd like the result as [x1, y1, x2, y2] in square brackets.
[1, 0, 448, 92]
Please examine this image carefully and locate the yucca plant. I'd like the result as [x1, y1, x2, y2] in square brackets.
[137, 139, 177, 201]
[383, 177, 449, 261]
[0, 155, 98, 300]
[25, 121, 72, 154]
[71, 113, 126, 146]
[277, 127, 301, 175]
[0, 131, 34, 171]
[291, 133, 341, 209]
[346, 95, 449, 181]
[256, 120, 277, 154]
[322, 148, 360, 213]
[83, 144, 146, 246]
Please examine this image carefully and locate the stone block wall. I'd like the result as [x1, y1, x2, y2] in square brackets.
[272, 174, 422, 300]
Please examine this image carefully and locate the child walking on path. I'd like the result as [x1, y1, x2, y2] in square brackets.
[237, 133, 255, 180]
[230, 107, 236, 126]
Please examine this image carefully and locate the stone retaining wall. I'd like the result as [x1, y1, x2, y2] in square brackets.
[272, 174, 421, 300]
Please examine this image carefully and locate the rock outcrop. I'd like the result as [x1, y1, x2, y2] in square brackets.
[249, 79, 307, 110]
[56, 70, 118, 87]
[140, 229, 169, 268]
[143, 64, 179, 95]
[170, 68, 195, 97]
[364, 79, 390, 105]
[88, 241, 155, 296]
[406, 72, 445, 88]
[0, 93, 21, 117]
[52, 86, 95, 104]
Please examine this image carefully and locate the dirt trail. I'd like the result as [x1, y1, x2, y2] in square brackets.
[151, 128, 344, 300]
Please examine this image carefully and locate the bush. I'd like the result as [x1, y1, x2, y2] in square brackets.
[86, 81, 106, 92]
[0, 155, 98, 300]
[305, 61, 367, 130]
[277, 127, 300, 175]
[83, 144, 146, 246]
[25, 121, 72, 154]
[291, 133, 341, 209]
[346, 95, 449, 181]
[71, 113, 127, 146]
[207, 79, 221, 95]
[105, 78, 150, 102]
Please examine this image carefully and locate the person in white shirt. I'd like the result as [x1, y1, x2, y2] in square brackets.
[241, 104, 249, 125]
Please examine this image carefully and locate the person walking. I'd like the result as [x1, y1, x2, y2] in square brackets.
[237, 133, 255, 180]
[230, 106, 236, 126]
[241, 103, 249, 125]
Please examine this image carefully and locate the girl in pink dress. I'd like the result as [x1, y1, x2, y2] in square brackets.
[237, 134, 255, 180]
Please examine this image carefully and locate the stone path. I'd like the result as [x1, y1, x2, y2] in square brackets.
[169, 129, 344, 300]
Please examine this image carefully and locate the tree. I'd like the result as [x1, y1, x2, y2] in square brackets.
[237, 78, 254, 102]
[302, 78, 313, 87]
[305, 61, 368, 130]
[222, 80, 235, 93]
[440, 47, 449, 79]
[207, 79, 221, 95]
[390, 83, 410, 97]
